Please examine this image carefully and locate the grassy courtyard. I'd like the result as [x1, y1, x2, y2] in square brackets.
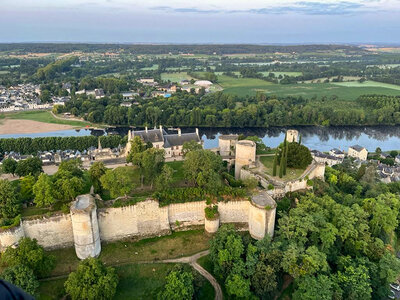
[259, 155, 306, 181]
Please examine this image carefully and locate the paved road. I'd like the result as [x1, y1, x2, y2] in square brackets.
[161, 250, 223, 300]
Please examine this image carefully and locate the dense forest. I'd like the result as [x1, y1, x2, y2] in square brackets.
[56, 92, 400, 127]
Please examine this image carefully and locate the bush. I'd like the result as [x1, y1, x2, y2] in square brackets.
[1, 264, 39, 296]
[205, 205, 219, 220]
[1, 237, 55, 278]
[268, 184, 275, 190]
[278, 142, 312, 169]
[64, 258, 118, 300]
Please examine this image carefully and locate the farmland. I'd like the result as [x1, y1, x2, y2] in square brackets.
[217, 75, 400, 100]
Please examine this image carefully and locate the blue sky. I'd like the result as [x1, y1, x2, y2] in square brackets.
[1, 0, 400, 44]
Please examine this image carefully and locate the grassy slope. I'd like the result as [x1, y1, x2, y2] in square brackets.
[5, 110, 90, 127]
[39, 230, 213, 299]
[39, 263, 214, 300]
[47, 230, 210, 277]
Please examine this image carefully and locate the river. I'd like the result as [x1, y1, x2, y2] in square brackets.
[1, 126, 399, 152]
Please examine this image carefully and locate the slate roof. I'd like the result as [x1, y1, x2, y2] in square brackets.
[134, 129, 167, 143]
[350, 145, 365, 152]
[164, 132, 200, 148]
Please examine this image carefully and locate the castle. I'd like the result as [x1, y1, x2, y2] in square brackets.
[0, 129, 325, 260]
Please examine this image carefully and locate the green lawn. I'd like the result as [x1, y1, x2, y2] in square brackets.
[47, 230, 210, 277]
[161, 72, 196, 82]
[166, 160, 185, 183]
[259, 155, 305, 181]
[5, 110, 90, 127]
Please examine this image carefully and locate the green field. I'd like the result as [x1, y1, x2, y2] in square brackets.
[140, 64, 159, 70]
[260, 71, 303, 77]
[218, 75, 400, 100]
[5, 110, 90, 127]
[161, 72, 195, 82]
[331, 80, 400, 90]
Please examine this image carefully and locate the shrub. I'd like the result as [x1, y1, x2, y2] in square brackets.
[268, 184, 275, 190]
[1, 264, 39, 296]
[278, 142, 312, 169]
[205, 205, 219, 220]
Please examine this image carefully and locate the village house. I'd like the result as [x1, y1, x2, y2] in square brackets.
[311, 150, 344, 167]
[348, 145, 368, 161]
[329, 148, 345, 159]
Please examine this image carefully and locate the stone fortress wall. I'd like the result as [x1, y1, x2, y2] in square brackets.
[0, 194, 276, 259]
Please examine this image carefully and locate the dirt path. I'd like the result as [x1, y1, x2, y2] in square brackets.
[159, 250, 223, 300]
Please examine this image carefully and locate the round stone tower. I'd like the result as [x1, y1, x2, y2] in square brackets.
[234, 140, 256, 179]
[70, 194, 101, 259]
[248, 191, 277, 240]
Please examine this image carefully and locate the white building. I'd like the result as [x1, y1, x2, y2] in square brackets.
[348, 145, 368, 161]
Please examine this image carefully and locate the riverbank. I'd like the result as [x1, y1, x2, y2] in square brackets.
[0, 119, 78, 135]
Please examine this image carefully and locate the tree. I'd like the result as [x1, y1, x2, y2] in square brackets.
[155, 165, 174, 191]
[272, 150, 278, 176]
[132, 148, 165, 188]
[279, 152, 284, 178]
[183, 150, 223, 192]
[0, 179, 20, 219]
[336, 264, 372, 300]
[54, 172, 84, 201]
[225, 273, 252, 298]
[33, 173, 56, 207]
[292, 275, 337, 300]
[158, 265, 194, 300]
[182, 140, 202, 156]
[278, 142, 312, 169]
[1, 265, 39, 296]
[283, 140, 288, 176]
[100, 167, 136, 198]
[15, 157, 43, 177]
[64, 258, 118, 300]
[1, 158, 17, 175]
[57, 159, 83, 178]
[209, 225, 244, 277]
[390, 150, 398, 158]
[375, 147, 382, 155]
[126, 136, 146, 163]
[20, 174, 36, 203]
[1, 238, 55, 278]
[89, 161, 107, 193]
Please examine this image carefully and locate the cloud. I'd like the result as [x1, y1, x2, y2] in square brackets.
[151, 1, 383, 15]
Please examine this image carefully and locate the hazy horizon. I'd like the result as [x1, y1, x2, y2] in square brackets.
[1, 0, 400, 44]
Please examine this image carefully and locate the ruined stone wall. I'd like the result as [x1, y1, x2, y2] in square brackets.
[0, 198, 269, 252]
[22, 214, 74, 250]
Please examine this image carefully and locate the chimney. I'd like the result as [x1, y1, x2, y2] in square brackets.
[195, 128, 199, 136]
[145, 126, 148, 133]
[178, 128, 181, 136]
[159, 125, 163, 133]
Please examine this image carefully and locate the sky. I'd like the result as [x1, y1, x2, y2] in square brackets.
[1, 0, 400, 44]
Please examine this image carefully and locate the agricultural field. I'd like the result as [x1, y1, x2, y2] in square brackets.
[161, 72, 196, 82]
[217, 75, 400, 100]
[140, 64, 159, 70]
[331, 80, 400, 91]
